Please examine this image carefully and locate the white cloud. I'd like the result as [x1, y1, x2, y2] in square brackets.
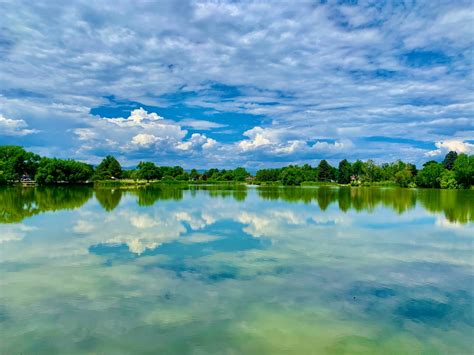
[426, 140, 474, 157]
[179, 119, 227, 130]
[0, 114, 38, 136]
[176, 133, 217, 151]
[72, 220, 95, 234]
[74, 128, 98, 141]
[202, 138, 217, 150]
[311, 140, 354, 153]
[130, 214, 159, 229]
[132, 133, 160, 147]
[238, 127, 273, 151]
[0, 224, 36, 243]
[108, 108, 163, 127]
[180, 233, 222, 244]
[274, 140, 307, 154]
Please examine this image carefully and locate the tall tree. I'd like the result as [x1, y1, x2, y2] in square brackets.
[232, 167, 250, 181]
[94, 155, 122, 180]
[362, 160, 382, 182]
[416, 161, 444, 188]
[442, 151, 458, 170]
[280, 167, 304, 186]
[189, 169, 200, 181]
[0, 145, 40, 181]
[136, 162, 161, 181]
[453, 154, 474, 188]
[351, 160, 364, 179]
[317, 160, 333, 182]
[337, 159, 352, 184]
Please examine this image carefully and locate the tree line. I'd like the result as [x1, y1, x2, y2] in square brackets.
[0, 145, 472, 188]
[256, 152, 473, 189]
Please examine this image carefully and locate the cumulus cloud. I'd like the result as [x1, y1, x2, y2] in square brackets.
[238, 127, 274, 151]
[0, 114, 38, 136]
[175, 133, 217, 151]
[107, 108, 164, 127]
[237, 126, 353, 158]
[70, 108, 223, 165]
[311, 140, 354, 154]
[131, 133, 160, 147]
[426, 140, 474, 157]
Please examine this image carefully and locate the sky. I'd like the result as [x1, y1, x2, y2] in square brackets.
[1, 0, 473, 169]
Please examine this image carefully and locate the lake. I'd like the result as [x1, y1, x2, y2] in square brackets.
[0, 185, 473, 354]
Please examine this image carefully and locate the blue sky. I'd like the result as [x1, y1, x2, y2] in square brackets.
[0, 1, 473, 168]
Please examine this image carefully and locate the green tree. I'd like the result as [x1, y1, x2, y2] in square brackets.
[439, 169, 458, 189]
[175, 172, 190, 181]
[94, 155, 122, 180]
[280, 167, 304, 186]
[337, 159, 352, 184]
[352, 160, 364, 179]
[394, 169, 413, 187]
[35, 158, 93, 184]
[189, 169, 200, 181]
[162, 175, 175, 182]
[121, 169, 135, 179]
[301, 164, 317, 182]
[170, 166, 184, 177]
[136, 162, 161, 181]
[0, 145, 41, 182]
[362, 160, 382, 183]
[416, 161, 444, 188]
[442, 151, 458, 170]
[256, 168, 280, 182]
[232, 167, 250, 181]
[317, 160, 333, 182]
[202, 168, 219, 181]
[453, 154, 474, 188]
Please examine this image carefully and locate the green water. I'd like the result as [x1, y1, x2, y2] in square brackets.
[0, 185, 473, 354]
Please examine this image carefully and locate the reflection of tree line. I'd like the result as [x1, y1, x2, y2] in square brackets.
[416, 189, 474, 224]
[0, 186, 93, 223]
[257, 187, 473, 224]
[1, 186, 472, 224]
[257, 187, 417, 212]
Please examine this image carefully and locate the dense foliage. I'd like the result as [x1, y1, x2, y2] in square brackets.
[254, 154, 472, 189]
[93, 155, 123, 180]
[0, 146, 40, 184]
[0, 145, 472, 189]
[36, 158, 94, 184]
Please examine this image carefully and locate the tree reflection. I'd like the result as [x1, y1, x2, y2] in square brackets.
[131, 185, 185, 206]
[1, 186, 472, 224]
[417, 189, 474, 224]
[95, 188, 123, 211]
[0, 186, 93, 223]
[190, 185, 248, 201]
[257, 186, 473, 224]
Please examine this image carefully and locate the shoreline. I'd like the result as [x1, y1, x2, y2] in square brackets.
[4, 180, 473, 190]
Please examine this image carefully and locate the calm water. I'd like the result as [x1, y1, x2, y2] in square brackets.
[0, 185, 473, 354]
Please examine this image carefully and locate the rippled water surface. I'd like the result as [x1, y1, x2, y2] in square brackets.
[0, 185, 473, 354]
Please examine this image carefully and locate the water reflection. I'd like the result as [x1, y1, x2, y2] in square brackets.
[0, 185, 473, 354]
[1, 185, 472, 224]
[95, 188, 123, 211]
[0, 186, 93, 223]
